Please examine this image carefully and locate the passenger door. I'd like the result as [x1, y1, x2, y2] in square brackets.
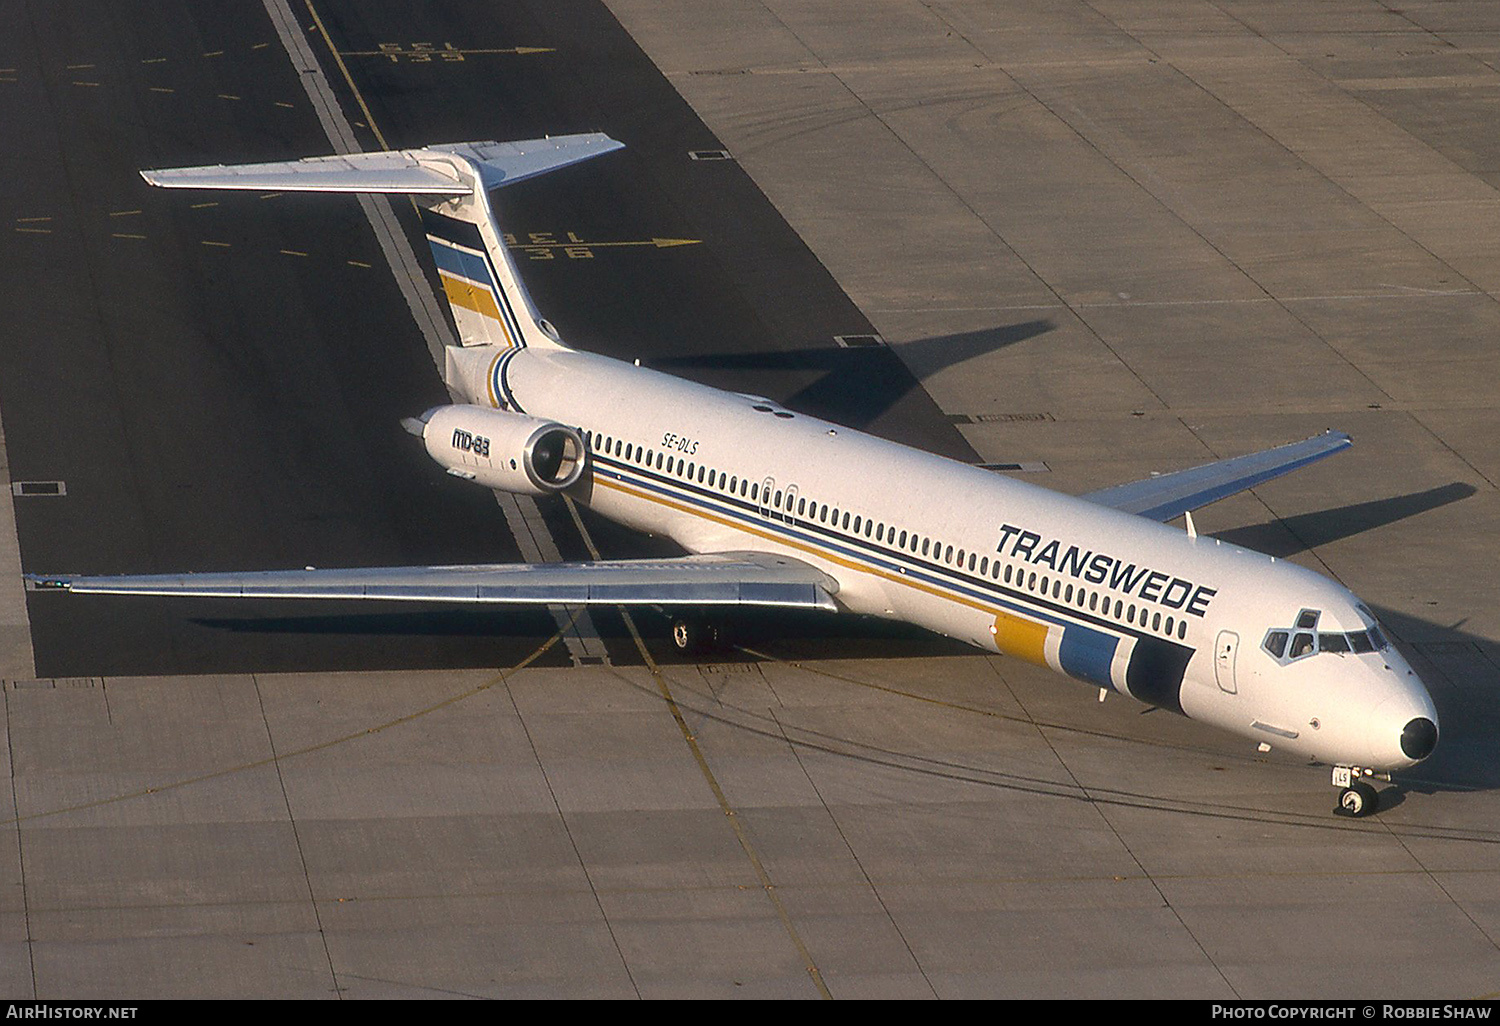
[1214, 630, 1239, 694]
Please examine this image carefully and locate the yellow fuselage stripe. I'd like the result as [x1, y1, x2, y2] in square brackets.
[595, 474, 1033, 629]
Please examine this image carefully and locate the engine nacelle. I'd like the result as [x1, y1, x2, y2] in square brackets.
[409, 405, 586, 496]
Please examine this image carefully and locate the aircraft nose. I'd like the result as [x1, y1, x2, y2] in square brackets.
[1400, 716, 1438, 761]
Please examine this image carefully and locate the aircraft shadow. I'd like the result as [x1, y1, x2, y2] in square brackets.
[1212, 482, 1477, 558]
[191, 605, 971, 662]
[649, 321, 1053, 438]
[1362, 604, 1500, 799]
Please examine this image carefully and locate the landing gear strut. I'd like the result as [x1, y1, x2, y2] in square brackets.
[1332, 765, 1386, 817]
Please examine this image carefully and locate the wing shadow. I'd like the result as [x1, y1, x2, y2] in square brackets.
[1212, 482, 1477, 558]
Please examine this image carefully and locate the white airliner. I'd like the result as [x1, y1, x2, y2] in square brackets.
[27, 134, 1438, 816]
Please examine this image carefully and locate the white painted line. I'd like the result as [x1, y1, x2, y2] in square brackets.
[11, 481, 66, 497]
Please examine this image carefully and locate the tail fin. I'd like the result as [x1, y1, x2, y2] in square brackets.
[141, 134, 624, 352]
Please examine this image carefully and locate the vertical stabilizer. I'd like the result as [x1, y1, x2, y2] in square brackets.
[414, 156, 557, 351]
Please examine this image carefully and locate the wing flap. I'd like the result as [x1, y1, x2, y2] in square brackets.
[1080, 430, 1352, 522]
[26, 552, 839, 611]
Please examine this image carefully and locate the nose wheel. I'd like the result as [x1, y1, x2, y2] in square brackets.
[1332, 766, 1384, 818]
[1337, 780, 1379, 817]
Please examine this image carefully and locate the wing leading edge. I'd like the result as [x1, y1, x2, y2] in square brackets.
[26, 552, 838, 611]
[1079, 430, 1352, 523]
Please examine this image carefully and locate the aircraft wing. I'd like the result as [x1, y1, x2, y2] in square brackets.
[26, 551, 838, 611]
[1078, 430, 1352, 523]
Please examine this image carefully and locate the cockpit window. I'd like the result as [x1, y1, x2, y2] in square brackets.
[1263, 631, 1288, 659]
[1296, 609, 1319, 629]
[1263, 615, 1391, 665]
[1319, 633, 1350, 654]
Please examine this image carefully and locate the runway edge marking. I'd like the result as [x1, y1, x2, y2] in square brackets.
[262, 0, 609, 666]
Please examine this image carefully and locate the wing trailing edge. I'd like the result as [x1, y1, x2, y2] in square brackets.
[26, 551, 839, 612]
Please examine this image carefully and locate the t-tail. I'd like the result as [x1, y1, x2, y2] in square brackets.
[140, 134, 624, 353]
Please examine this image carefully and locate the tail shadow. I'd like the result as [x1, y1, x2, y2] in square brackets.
[651, 321, 1053, 440]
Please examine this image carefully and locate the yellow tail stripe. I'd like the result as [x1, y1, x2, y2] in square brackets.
[439, 270, 504, 322]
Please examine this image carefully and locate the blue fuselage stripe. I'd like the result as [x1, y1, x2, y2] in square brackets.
[588, 451, 1181, 655]
[1058, 625, 1119, 689]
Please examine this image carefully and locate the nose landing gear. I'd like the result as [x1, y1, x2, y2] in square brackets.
[1332, 765, 1387, 817]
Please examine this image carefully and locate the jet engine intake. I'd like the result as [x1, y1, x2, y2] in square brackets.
[407, 405, 586, 496]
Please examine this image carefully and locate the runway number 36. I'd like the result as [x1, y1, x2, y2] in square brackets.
[451, 428, 491, 458]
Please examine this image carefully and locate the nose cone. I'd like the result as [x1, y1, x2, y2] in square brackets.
[1362, 651, 1439, 769]
[1401, 716, 1438, 762]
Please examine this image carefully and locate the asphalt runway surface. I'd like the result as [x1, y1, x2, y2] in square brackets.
[2, 0, 971, 677]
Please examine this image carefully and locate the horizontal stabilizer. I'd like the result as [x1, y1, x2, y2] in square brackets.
[26, 551, 839, 611]
[140, 133, 623, 195]
[1080, 430, 1353, 523]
